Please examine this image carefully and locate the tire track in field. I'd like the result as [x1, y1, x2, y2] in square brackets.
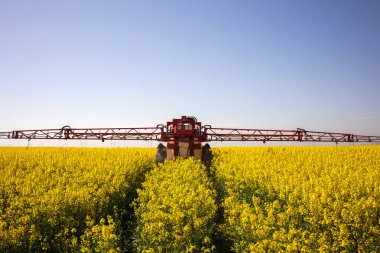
[118, 163, 156, 252]
[206, 164, 234, 253]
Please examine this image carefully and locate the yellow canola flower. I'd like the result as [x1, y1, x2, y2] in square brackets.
[2, 146, 379, 252]
[135, 158, 217, 252]
[213, 146, 380, 253]
[0, 147, 155, 252]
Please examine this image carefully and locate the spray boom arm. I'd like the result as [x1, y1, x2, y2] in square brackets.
[203, 126, 380, 143]
[1, 116, 380, 143]
[0, 126, 164, 142]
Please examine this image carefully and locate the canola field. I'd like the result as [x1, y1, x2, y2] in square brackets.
[0, 146, 379, 252]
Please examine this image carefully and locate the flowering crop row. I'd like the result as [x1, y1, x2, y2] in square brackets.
[134, 158, 217, 252]
[1, 146, 379, 252]
[213, 146, 380, 252]
[0, 147, 155, 252]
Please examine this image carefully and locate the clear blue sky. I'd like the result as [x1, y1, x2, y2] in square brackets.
[1, 0, 379, 146]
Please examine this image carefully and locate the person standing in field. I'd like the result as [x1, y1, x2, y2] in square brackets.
[155, 143, 167, 164]
[201, 143, 213, 169]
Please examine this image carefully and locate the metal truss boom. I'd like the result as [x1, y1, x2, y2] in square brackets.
[1, 116, 380, 144]
[204, 127, 380, 143]
[0, 126, 164, 142]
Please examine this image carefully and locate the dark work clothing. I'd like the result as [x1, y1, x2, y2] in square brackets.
[155, 149, 167, 164]
[201, 149, 213, 169]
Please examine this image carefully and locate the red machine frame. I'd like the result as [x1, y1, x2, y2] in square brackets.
[1, 116, 380, 150]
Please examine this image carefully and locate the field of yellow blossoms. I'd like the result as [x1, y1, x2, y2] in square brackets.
[0, 146, 379, 252]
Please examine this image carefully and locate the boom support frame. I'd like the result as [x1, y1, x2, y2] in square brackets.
[1, 116, 380, 145]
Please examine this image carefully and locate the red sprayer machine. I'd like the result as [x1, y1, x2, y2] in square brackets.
[1, 116, 380, 162]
